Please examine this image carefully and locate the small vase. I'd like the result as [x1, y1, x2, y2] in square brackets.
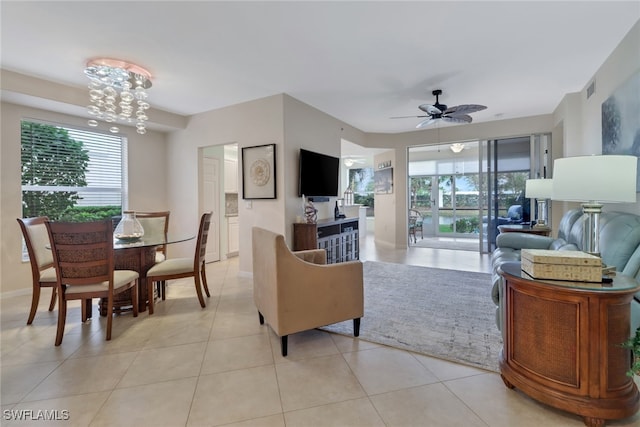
[114, 211, 145, 242]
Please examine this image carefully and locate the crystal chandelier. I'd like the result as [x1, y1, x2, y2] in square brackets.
[84, 58, 152, 134]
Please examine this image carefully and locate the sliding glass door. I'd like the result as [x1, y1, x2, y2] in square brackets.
[480, 137, 532, 252]
[408, 142, 482, 241]
[409, 135, 550, 252]
[438, 174, 481, 236]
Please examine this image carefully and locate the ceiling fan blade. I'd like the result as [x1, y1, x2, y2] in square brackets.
[390, 115, 429, 119]
[444, 104, 487, 116]
[418, 104, 442, 115]
[442, 114, 473, 124]
[415, 118, 438, 129]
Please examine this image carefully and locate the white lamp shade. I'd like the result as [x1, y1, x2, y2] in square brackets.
[552, 155, 637, 203]
[525, 179, 554, 199]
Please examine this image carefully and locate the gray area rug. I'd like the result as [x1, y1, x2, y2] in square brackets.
[322, 261, 503, 372]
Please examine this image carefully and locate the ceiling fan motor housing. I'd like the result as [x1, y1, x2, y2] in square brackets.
[432, 89, 447, 114]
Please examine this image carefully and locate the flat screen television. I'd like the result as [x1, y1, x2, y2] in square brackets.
[298, 149, 339, 200]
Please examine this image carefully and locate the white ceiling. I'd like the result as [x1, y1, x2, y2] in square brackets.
[1, 1, 639, 134]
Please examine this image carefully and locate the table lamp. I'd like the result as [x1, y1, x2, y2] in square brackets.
[525, 178, 553, 228]
[552, 155, 637, 257]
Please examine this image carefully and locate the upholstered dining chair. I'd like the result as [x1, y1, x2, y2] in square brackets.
[135, 211, 170, 263]
[17, 216, 57, 325]
[136, 211, 170, 300]
[252, 226, 364, 356]
[145, 212, 213, 314]
[46, 219, 139, 346]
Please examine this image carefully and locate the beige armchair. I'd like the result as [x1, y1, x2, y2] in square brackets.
[252, 227, 364, 356]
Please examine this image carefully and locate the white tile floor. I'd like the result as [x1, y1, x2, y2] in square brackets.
[1, 231, 639, 426]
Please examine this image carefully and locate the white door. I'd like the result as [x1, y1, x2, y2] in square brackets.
[202, 155, 220, 263]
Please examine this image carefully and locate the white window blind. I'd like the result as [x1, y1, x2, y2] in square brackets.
[20, 120, 126, 219]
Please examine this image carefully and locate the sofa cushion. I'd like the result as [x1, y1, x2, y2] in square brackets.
[599, 212, 640, 272]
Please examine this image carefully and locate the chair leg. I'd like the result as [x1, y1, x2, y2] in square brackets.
[353, 318, 361, 337]
[147, 279, 155, 315]
[281, 335, 288, 357]
[193, 273, 206, 308]
[81, 299, 88, 323]
[54, 294, 67, 346]
[258, 311, 264, 325]
[132, 280, 139, 318]
[161, 281, 166, 300]
[27, 285, 41, 325]
[201, 263, 211, 298]
[106, 295, 114, 341]
[48, 287, 57, 311]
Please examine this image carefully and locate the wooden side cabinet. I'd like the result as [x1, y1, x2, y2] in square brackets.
[498, 262, 640, 427]
[293, 223, 318, 251]
[293, 217, 359, 264]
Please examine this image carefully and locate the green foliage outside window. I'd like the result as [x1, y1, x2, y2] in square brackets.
[21, 122, 89, 220]
[58, 205, 122, 222]
[354, 193, 374, 209]
[455, 217, 480, 233]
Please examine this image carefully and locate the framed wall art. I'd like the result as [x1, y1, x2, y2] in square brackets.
[374, 167, 393, 194]
[242, 143, 276, 199]
[602, 71, 640, 189]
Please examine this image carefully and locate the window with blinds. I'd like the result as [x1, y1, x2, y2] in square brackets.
[20, 120, 126, 221]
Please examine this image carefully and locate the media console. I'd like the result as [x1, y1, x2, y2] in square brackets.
[293, 217, 359, 264]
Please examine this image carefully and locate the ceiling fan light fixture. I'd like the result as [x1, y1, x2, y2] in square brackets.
[450, 143, 465, 153]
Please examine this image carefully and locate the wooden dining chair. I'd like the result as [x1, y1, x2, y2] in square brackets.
[145, 212, 212, 314]
[46, 219, 139, 346]
[17, 217, 58, 325]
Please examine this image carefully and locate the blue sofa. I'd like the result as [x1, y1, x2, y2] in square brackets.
[490, 208, 640, 333]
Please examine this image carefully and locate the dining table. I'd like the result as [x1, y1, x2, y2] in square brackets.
[98, 232, 195, 316]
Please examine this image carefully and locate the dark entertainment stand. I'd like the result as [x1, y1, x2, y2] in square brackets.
[293, 217, 359, 264]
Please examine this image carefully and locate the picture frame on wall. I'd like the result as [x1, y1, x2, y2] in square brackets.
[242, 143, 276, 199]
[602, 71, 640, 189]
[374, 167, 393, 194]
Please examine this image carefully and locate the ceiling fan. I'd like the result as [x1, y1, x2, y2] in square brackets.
[392, 89, 487, 129]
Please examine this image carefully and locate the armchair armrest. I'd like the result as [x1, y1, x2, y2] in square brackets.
[293, 249, 327, 265]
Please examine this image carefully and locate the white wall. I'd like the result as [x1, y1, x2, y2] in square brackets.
[282, 95, 366, 232]
[166, 94, 364, 274]
[553, 19, 640, 215]
[0, 102, 168, 295]
[371, 150, 399, 247]
[166, 94, 286, 274]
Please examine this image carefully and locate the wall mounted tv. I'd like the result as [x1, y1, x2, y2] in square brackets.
[298, 149, 339, 202]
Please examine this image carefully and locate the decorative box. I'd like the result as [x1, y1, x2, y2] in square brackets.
[520, 249, 602, 282]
